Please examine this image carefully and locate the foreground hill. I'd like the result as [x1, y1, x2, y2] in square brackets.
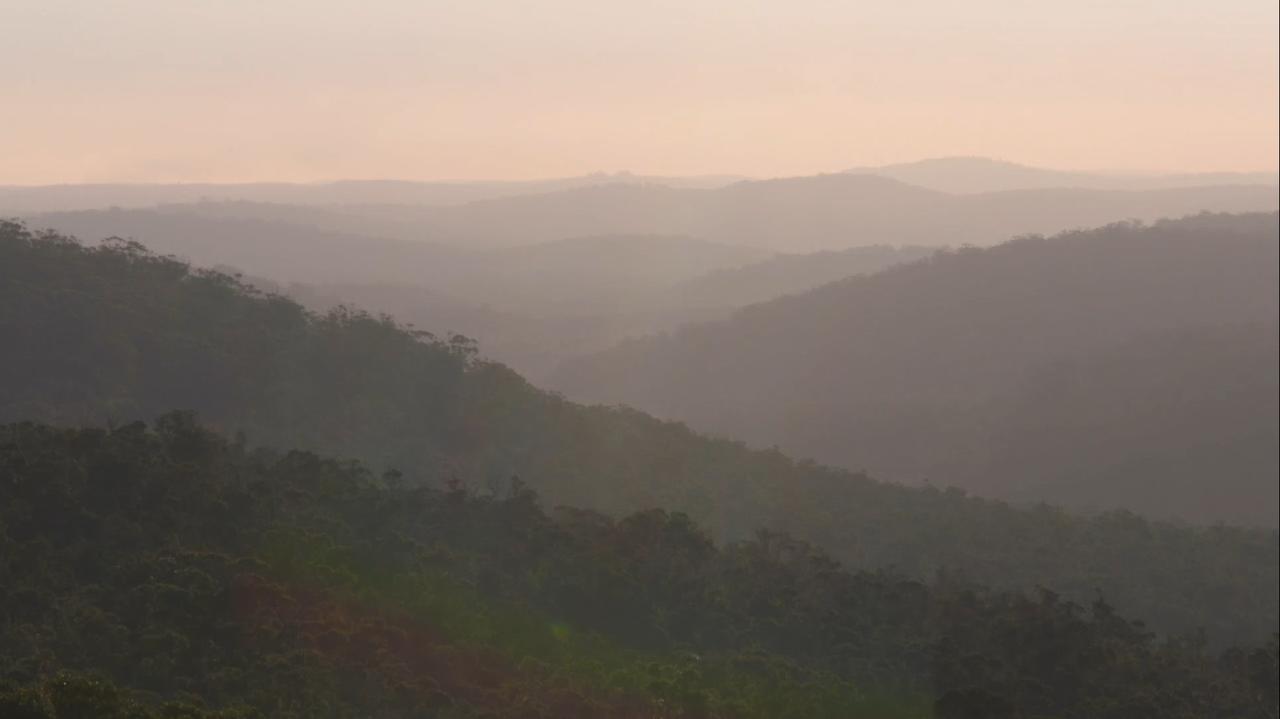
[4, 420, 1274, 718]
[1, 220, 1276, 645]
[847, 156, 1280, 194]
[551, 213, 1280, 526]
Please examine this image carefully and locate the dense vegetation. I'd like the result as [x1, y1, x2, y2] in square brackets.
[1, 220, 1276, 650]
[553, 213, 1280, 525]
[2, 418, 1276, 718]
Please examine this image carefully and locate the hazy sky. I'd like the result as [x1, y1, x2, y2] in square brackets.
[3, 0, 1277, 183]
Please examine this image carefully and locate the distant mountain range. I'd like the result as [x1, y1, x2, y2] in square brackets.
[326, 175, 1276, 251]
[7, 157, 1274, 215]
[10, 163, 1277, 252]
[0, 172, 746, 214]
[846, 156, 1279, 194]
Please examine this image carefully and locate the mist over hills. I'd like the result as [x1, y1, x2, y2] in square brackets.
[18, 205, 904, 378]
[479, 234, 770, 311]
[4, 219, 1276, 651]
[7, 158, 1275, 217]
[670, 244, 939, 308]
[847, 156, 1280, 194]
[21, 206, 775, 377]
[550, 213, 1280, 526]
[29, 206, 766, 309]
[266, 243, 925, 379]
[335, 174, 1277, 251]
[0, 172, 744, 214]
[274, 282, 730, 380]
[25, 178, 1279, 386]
[16, 169, 1278, 254]
[6, 0, 1278, 708]
[27, 205, 469, 286]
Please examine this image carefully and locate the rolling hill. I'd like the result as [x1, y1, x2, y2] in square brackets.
[550, 213, 1280, 526]
[28, 172, 1276, 254]
[342, 174, 1278, 251]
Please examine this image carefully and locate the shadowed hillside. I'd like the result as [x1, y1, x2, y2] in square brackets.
[550, 213, 1280, 526]
[353, 175, 1278, 251]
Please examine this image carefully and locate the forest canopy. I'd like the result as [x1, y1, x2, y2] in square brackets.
[1, 417, 1275, 718]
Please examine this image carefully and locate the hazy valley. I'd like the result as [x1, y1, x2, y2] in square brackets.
[3, 2, 1278, 713]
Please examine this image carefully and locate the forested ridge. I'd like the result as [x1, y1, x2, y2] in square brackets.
[0, 219, 1276, 653]
[1, 418, 1276, 718]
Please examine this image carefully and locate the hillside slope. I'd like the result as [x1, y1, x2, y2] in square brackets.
[4, 420, 1273, 718]
[32, 172, 1277, 253]
[550, 213, 1280, 525]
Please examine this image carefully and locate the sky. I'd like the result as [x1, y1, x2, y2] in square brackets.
[2, 0, 1277, 184]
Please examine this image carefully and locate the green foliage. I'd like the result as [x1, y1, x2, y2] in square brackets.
[1, 419, 1274, 717]
[1, 219, 1276, 650]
